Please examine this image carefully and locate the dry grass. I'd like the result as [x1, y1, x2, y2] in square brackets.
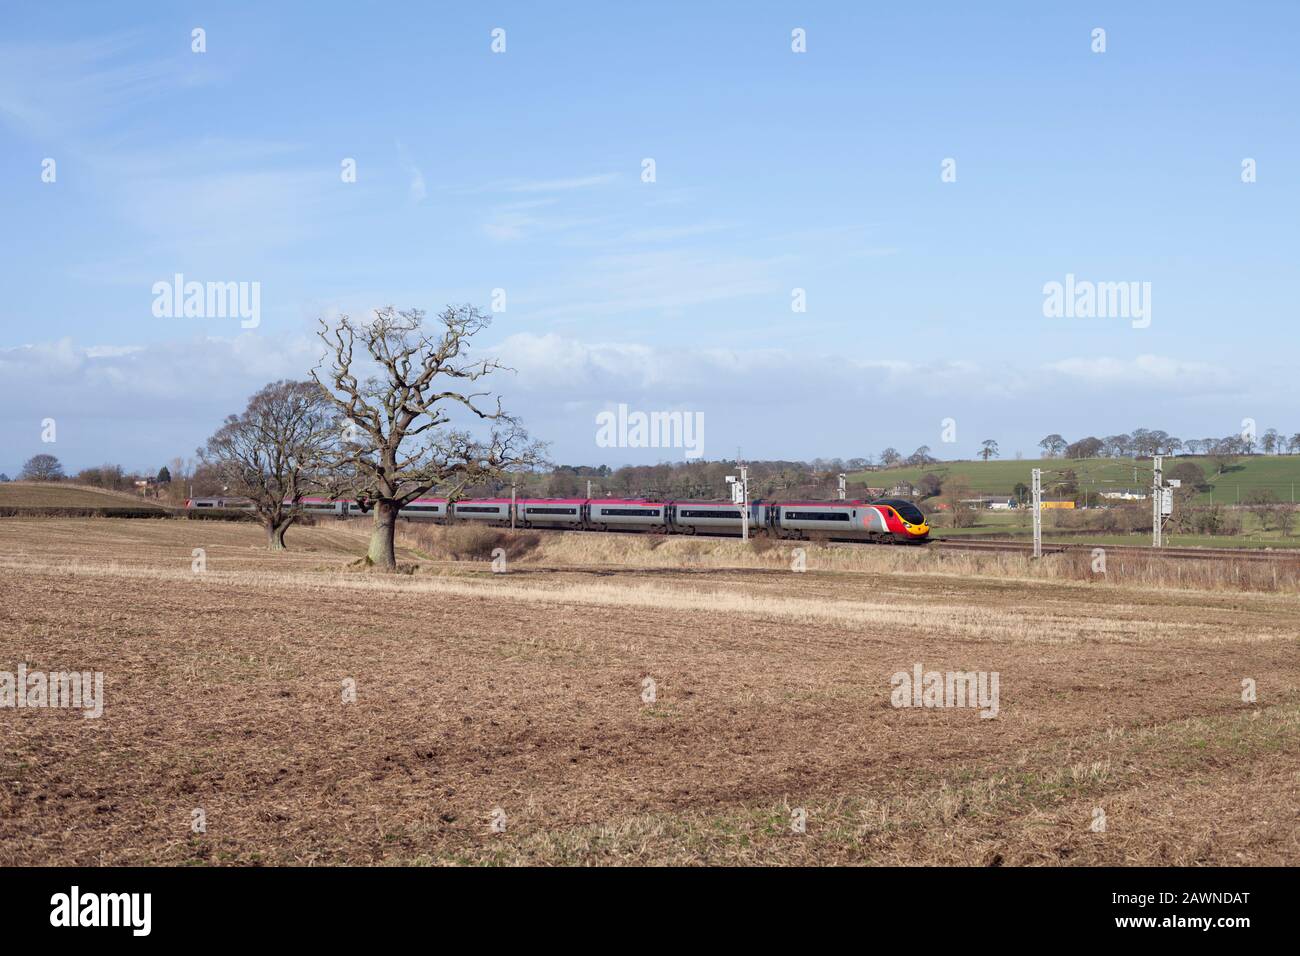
[393, 520, 1300, 594]
[0, 518, 1296, 866]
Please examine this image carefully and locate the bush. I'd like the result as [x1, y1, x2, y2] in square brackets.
[401, 523, 542, 562]
[182, 508, 258, 522]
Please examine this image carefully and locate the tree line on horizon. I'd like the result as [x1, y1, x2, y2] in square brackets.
[10, 304, 1300, 563]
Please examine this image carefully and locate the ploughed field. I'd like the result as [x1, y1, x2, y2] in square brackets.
[0, 518, 1296, 865]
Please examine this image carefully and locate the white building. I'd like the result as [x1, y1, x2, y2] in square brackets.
[1098, 489, 1147, 501]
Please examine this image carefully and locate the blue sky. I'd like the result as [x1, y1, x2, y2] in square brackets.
[2, 1, 1298, 476]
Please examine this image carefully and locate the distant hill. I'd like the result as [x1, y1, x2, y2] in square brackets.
[850, 455, 1300, 505]
[0, 482, 171, 510]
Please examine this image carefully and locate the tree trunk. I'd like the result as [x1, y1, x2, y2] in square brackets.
[266, 517, 290, 551]
[367, 500, 399, 569]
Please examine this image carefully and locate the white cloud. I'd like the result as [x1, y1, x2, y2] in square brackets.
[1045, 355, 1233, 390]
[0, 333, 1268, 474]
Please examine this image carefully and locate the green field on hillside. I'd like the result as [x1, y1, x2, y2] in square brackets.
[930, 509, 1300, 549]
[850, 455, 1300, 506]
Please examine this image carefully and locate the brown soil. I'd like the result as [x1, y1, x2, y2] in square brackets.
[1, 518, 1295, 865]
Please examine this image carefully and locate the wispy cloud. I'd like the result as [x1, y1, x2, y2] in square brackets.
[0, 32, 200, 137]
[396, 141, 427, 203]
[481, 199, 603, 242]
[520, 249, 791, 320]
[620, 220, 733, 243]
[504, 173, 618, 193]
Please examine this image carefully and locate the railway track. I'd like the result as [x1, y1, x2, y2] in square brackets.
[932, 538, 1300, 562]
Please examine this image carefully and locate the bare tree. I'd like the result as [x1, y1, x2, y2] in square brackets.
[979, 439, 999, 461]
[199, 380, 335, 550]
[941, 477, 977, 528]
[20, 454, 64, 481]
[313, 305, 542, 570]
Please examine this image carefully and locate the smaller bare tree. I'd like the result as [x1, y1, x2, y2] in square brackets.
[941, 477, 978, 528]
[199, 380, 335, 550]
[20, 454, 64, 482]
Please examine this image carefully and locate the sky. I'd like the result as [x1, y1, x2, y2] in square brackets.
[1, 1, 1298, 477]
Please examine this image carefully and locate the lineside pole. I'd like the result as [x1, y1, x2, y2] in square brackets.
[1152, 455, 1162, 548]
[741, 462, 750, 541]
[511, 480, 516, 530]
[1031, 468, 1043, 558]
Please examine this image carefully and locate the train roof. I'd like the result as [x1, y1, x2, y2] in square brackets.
[770, 500, 867, 507]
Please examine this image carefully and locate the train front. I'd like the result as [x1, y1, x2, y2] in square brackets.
[873, 498, 930, 542]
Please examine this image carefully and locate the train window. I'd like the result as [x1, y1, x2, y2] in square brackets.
[785, 511, 850, 521]
[404, 505, 442, 512]
[599, 507, 660, 516]
[874, 499, 926, 523]
[679, 509, 741, 519]
[456, 506, 501, 513]
[526, 507, 577, 515]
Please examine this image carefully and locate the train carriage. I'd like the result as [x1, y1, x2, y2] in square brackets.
[184, 496, 254, 510]
[669, 501, 768, 535]
[773, 500, 859, 535]
[588, 499, 667, 531]
[450, 498, 512, 524]
[298, 496, 347, 517]
[398, 498, 447, 520]
[516, 498, 585, 529]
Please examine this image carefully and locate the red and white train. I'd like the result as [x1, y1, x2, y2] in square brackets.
[185, 495, 931, 543]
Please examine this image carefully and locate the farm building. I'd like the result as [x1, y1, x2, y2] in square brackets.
[960, 496, 1016, 510]
[1099, 489, 1147, 500]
